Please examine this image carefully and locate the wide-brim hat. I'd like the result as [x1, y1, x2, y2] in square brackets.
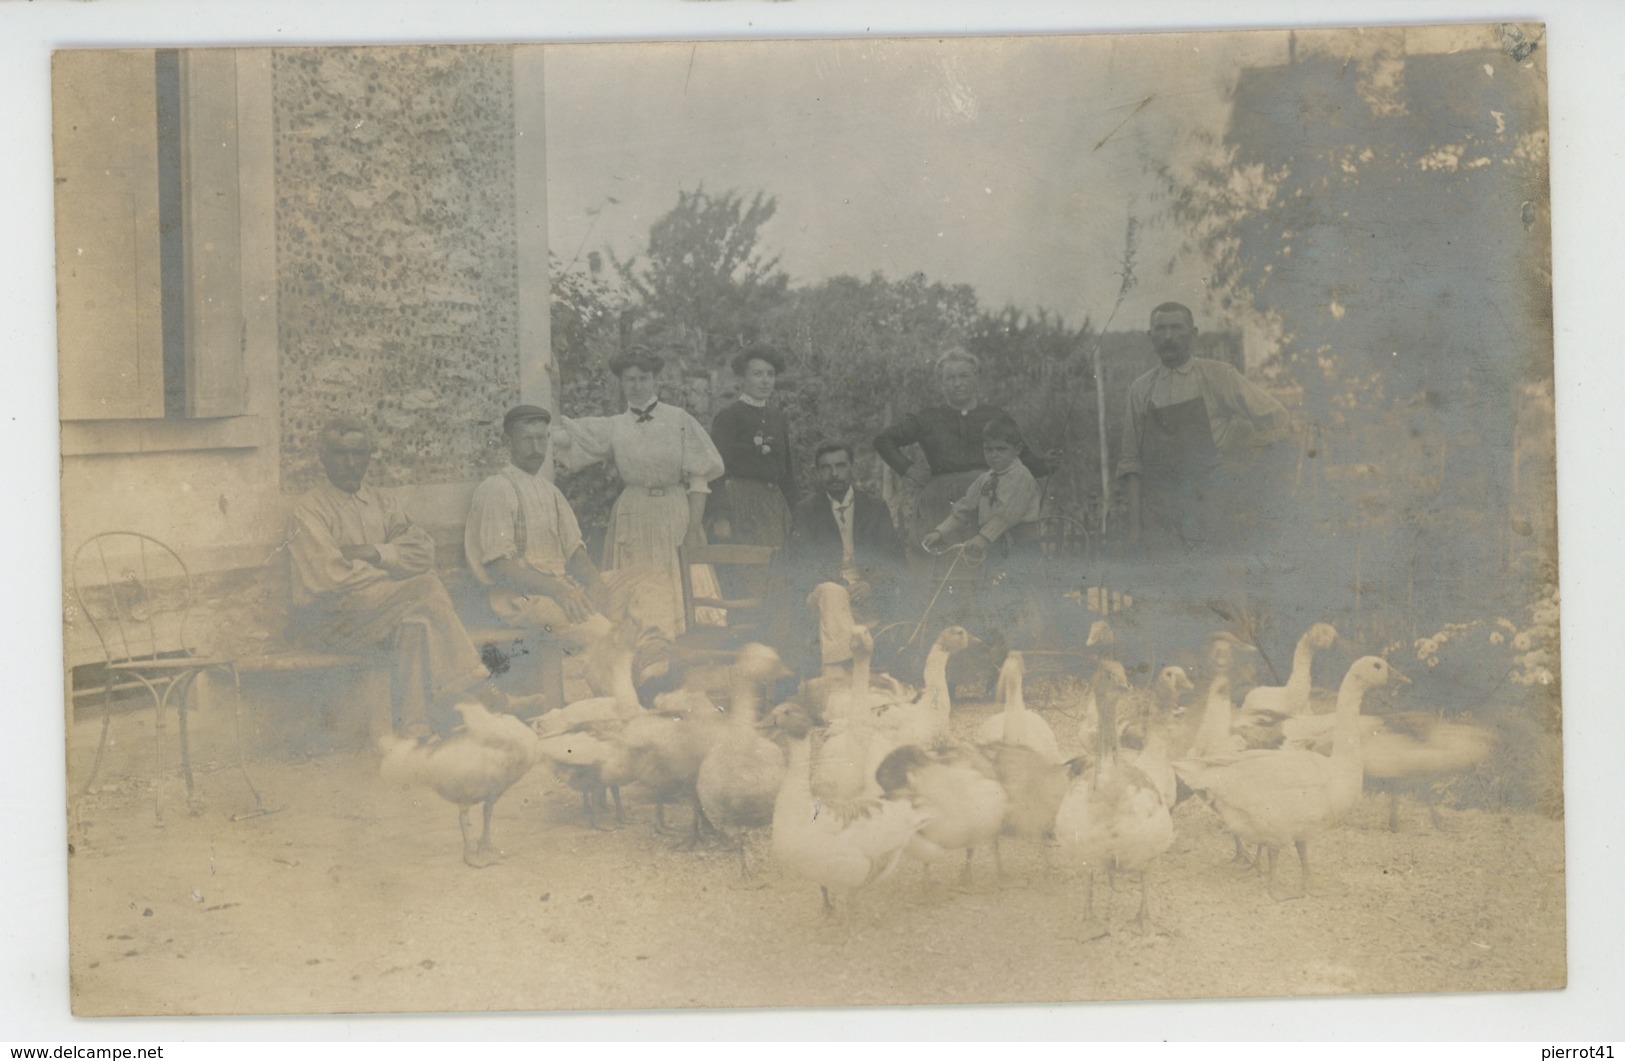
[730, 344, 785, 376]
[607, 346, 665, 377]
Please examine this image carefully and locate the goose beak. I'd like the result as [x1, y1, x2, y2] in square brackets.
[1389, 665, 1412, 685]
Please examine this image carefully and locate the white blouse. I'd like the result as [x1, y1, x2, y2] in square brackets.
[551, 402, 725, 493]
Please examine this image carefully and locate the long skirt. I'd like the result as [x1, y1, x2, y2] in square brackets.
[601, 486, 724, 636]
[716, 477, 791, 549]
[713, 477, 790, 600]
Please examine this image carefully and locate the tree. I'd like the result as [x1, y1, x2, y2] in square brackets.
[547, 252, 630, 544]
[762, 271, 982, 492]
[1151, 40, 1552, 638]
[613, 187, 791, 367]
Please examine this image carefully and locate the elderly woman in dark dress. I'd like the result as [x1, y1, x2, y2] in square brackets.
[706, 344, 796, 552]
[874, 347, 1054, 558]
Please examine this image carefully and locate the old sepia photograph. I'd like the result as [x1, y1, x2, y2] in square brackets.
[50, 22, 1566, 1019]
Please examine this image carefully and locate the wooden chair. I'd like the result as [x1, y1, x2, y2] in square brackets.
[70, 532, 271, 817]
[676, 544, 780, 655]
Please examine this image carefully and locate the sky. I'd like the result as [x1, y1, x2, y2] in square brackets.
[539, 24, 1499, 332]
[2, 0, 1622, 1043]
[542, 31, 1287, 328]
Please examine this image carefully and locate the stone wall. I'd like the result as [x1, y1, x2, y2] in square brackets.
[273, 45, 522, 493]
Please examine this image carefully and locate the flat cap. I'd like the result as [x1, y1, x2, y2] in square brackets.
[502, 404, 553, 432]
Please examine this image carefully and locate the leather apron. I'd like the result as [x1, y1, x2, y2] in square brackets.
[1140, 395, 1224, 551]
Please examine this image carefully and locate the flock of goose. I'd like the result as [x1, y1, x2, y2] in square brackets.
[377, 584, 1498, 939]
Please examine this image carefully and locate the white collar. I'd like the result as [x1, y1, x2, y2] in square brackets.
[739, 394, 768, 409]
[828, 487, 854, 509]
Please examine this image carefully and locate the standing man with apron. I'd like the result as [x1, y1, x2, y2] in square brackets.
[1117, 302, 1294, 560]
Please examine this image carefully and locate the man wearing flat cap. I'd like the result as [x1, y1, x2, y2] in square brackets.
[464, 405, 659, 695]
[288, 415, 491, 737]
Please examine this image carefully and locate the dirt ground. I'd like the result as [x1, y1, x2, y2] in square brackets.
[61, 676, 1567, 1019]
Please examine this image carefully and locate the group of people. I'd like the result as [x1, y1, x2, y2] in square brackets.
[282, 300, 1293, 736]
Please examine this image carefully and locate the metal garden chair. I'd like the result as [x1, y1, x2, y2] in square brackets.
[70, 532, 271, 818]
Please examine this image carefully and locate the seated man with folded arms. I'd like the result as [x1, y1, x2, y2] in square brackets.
[288, 416, 490, 737]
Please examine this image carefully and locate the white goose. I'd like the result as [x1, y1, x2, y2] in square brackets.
[530, 647, 643, 738]
[1054, 661, 1174, 936]
[814, 628, 899, 803]
[1175, 656, 1407, 900]
[1362, 713, 1496, 831]
[875, 741, 1009, 889]
[770, 703, 929, 936]
[1120, 664, 1195, 808]
[696, 649, 794, 874]
[1238, 622, 1339, 720]
[529, 647, 644, 829]
[975, 652, 1062, 763]
[802, 583, 916, 722]
[858, 625, 979, 748]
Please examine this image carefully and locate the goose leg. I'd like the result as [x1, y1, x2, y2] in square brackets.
[1388, 789, 1402, 833]
[457, 804, 476, 865]
[594, 787, 621, 831]
[1071, 869, 1109, 941]
[1266, 845, 1300, 901]
[1130, 870, 1152, 935]
[610, 785, 626, 825]
[466, 798, 504, 868]
[1297, 838, 1344, 895]
[461, 801, 502, 869]
[958, 848, 976, 889]
[676, 796, 707, 851]
[1422, 784, 1449, 831]
[581, 789, 610, 832]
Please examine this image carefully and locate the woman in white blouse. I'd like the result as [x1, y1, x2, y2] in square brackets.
[551, 346, 726, 637]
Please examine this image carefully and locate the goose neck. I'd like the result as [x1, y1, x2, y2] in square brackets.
[612, 661, 641, 712]
[851, 650, 873, 695]
[1096, 689, 1120, 763]
[1330, 674, 1370, 762]
[922, 647, 953, 722]
[923, 646, 951, 695]
[1195, 683, 1232, 748]
[729, 681, 763, 728]
[1286, 641, 1317, 695]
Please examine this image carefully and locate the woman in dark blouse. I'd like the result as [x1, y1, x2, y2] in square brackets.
[707, 345, 796, 553]
[874, 347, 1052, 554]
